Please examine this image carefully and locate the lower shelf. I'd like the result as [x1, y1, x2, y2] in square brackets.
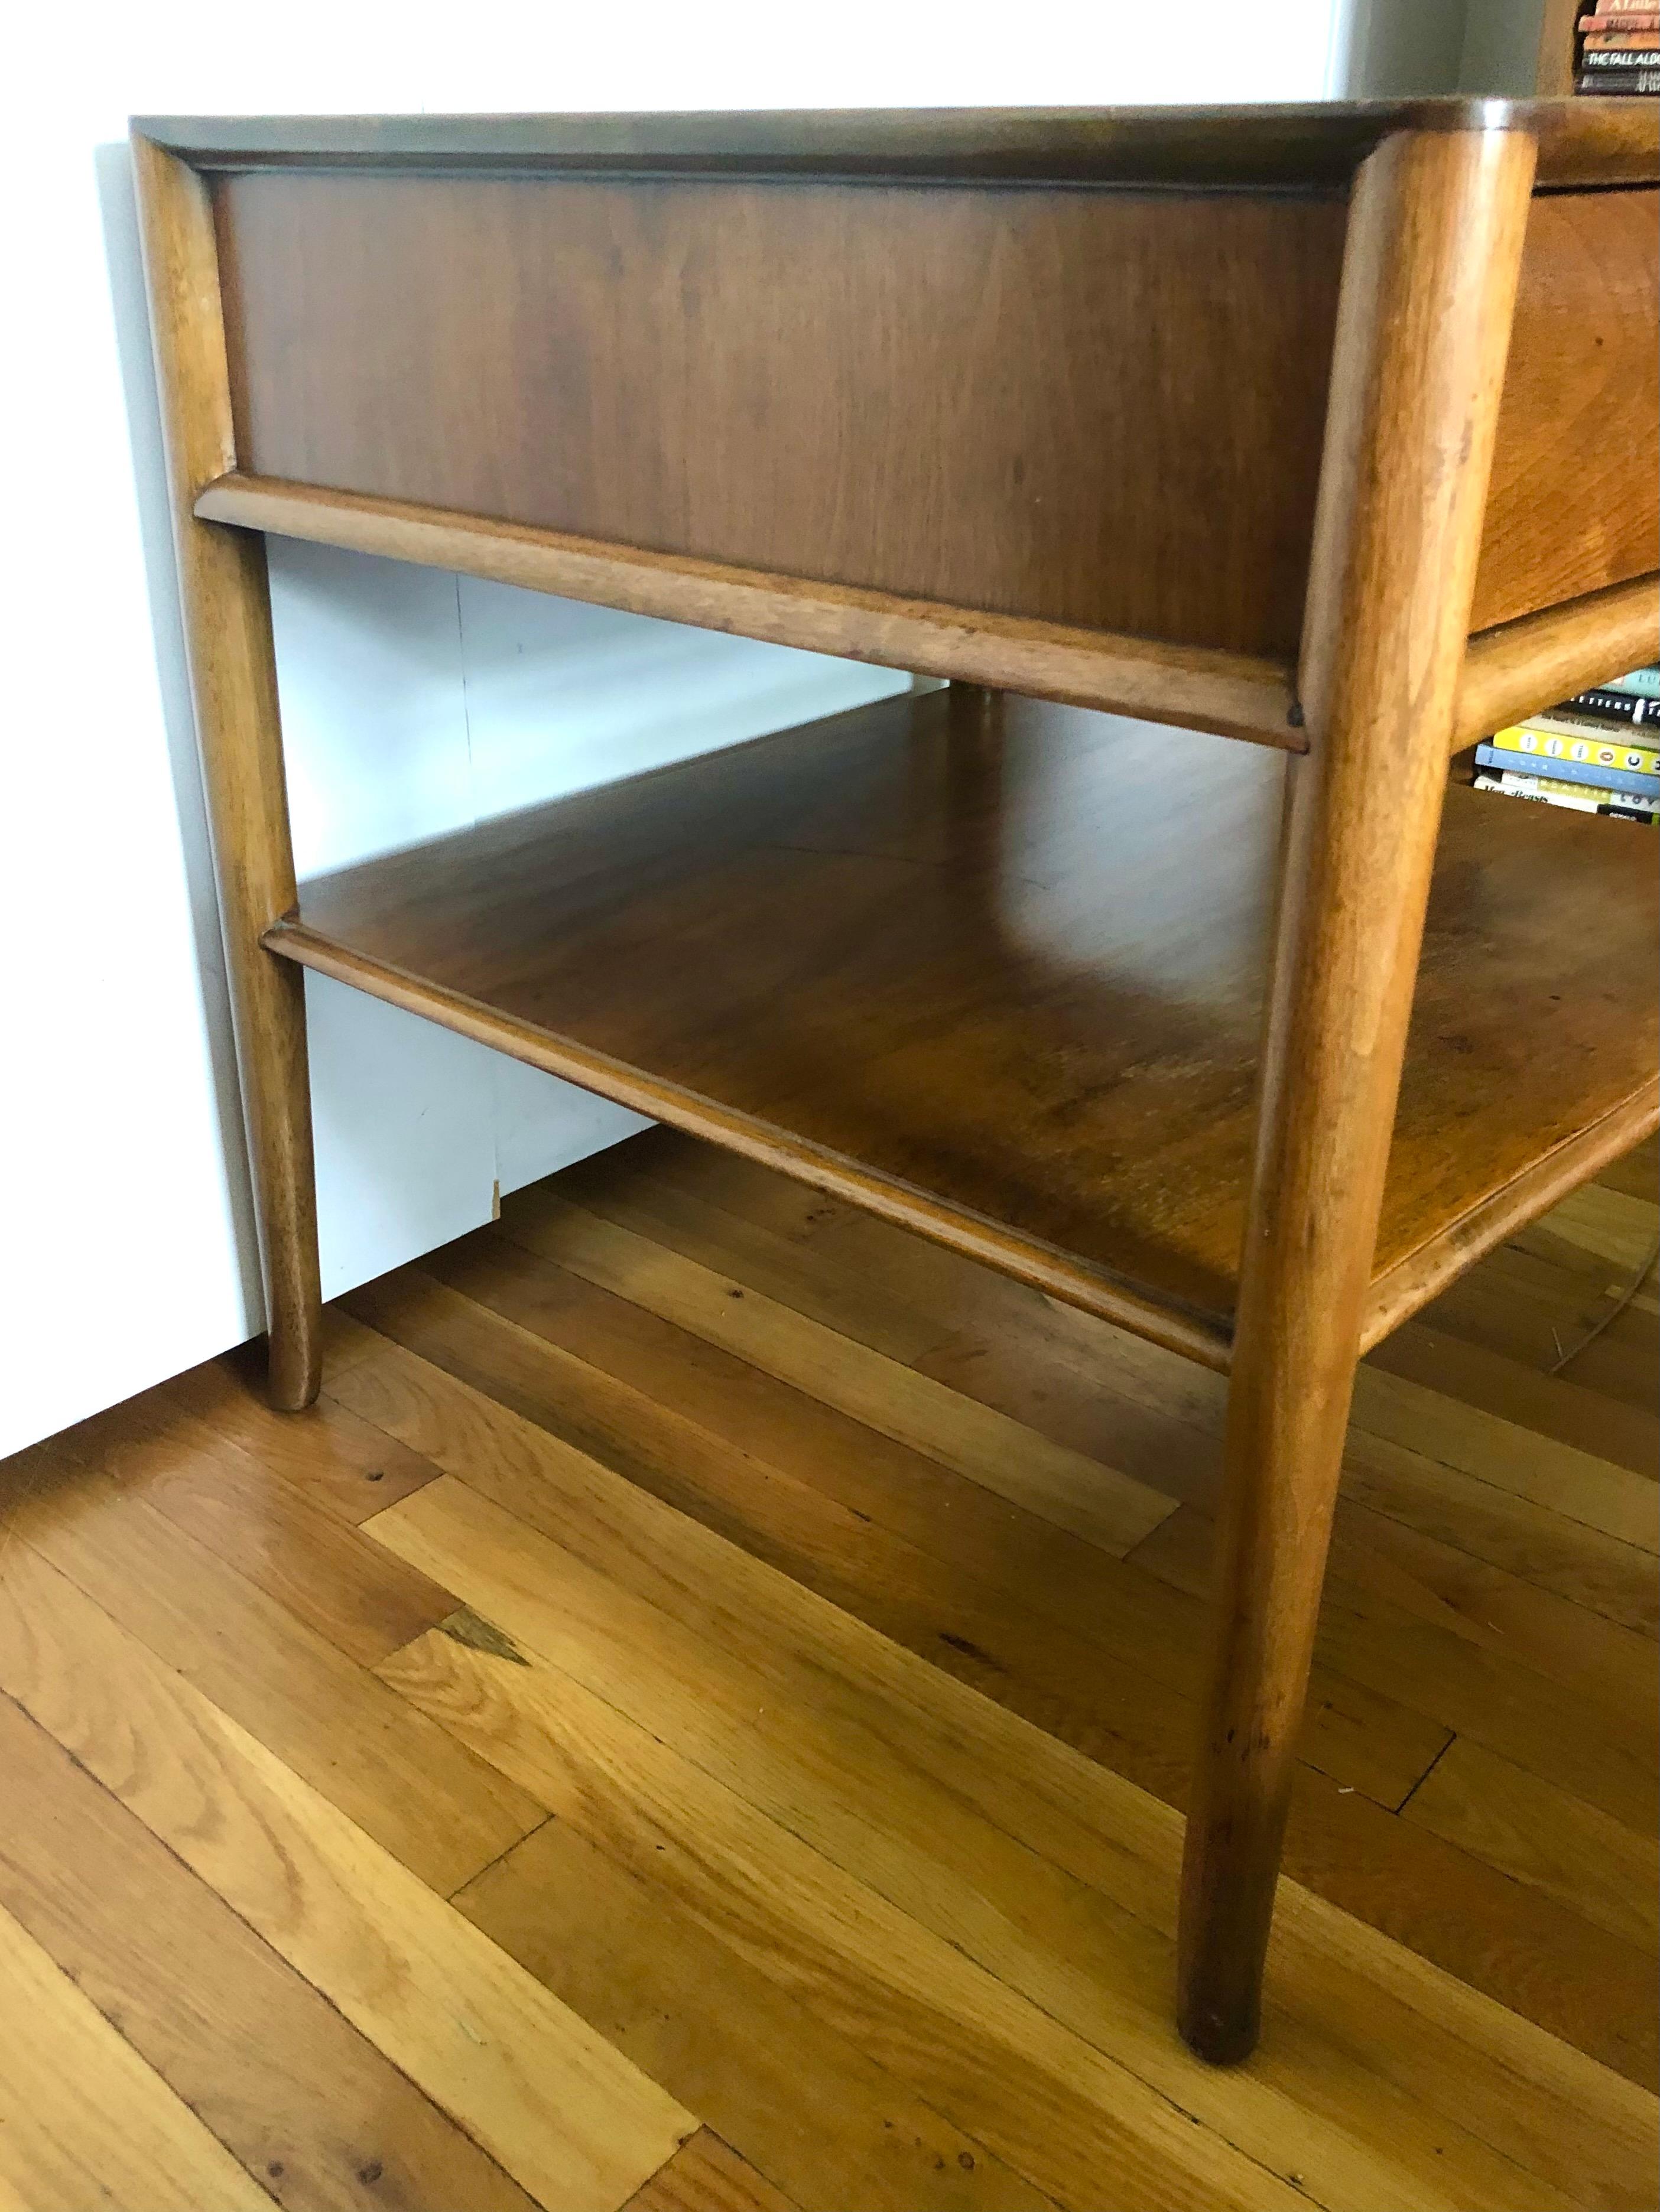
[271, 688, 1659, 1365]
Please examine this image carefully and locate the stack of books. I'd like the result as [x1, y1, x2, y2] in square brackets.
[1575, 2, 1660, 94]
[1474, 666, 1660, 823]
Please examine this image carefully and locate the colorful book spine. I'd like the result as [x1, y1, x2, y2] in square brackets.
[1497, 771, 1658, 811]
[1474, 743, 1660, 799]
[1489, 723, 1660, 771]
[1604, 666, 1660, 698]
[1579, 44, 1660, 64]
[1582, 0, 1660, 14]
[1475, 773, 1658, 821]
[1553, 686, 1659, 726]
[1506, 710, 1659, 746]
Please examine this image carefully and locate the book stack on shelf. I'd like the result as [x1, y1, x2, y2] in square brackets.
[1575, 0, 1660, 94]
[1473, 666, 1660, 822]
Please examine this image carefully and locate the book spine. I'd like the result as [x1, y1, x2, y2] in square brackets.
[1488, 723, 1660, 773]
[1578, 45, 1660, 64]
[1557, 687, 1657, 724]
[1502, 711, 1633, 744]
[1581, 0, 1660, 17]
[1606, 667, 1660, 698]
[1476, 775, 1658, 821]
[1475, 744, 1660, 798]
[1502, 774, 1658, 812]
[1580, 12, 1660, 27]
[1495, 714, 1660, 759]
[1584, 27, 1660, 44]
[1576, 69, 1660, 86]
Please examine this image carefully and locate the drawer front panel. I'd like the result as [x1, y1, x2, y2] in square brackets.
[214, 171, 1345, 658]
[1474, 186, 1659, 633]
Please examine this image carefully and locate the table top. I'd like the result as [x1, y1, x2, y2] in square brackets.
[135, 99, 1660, 189]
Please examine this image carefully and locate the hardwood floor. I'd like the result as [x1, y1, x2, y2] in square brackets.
[1, 1128, 1654, 2212]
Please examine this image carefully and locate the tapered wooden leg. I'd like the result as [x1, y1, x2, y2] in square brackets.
[134, 135, 323, 1410]
[1177, 122, 1538, 2064]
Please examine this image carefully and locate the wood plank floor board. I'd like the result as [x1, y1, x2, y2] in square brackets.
[384, 1268, 1441, 1811]
[407, 1240, 1447, 1809]
[606, 1132, 1660, 1495]
[446, 1220, 1658, 1801]
[1346, 1365, 1657, 1554]
[1419, 1240, 1659, 1414]
[1401, 1735, 1660, 1951]
[4, 1123, 1653, 2212]
[1339, 1423, 1659, 1634]
[493, 1192, 1177, 1556]
[382, 1624, 1367, 2212]
[1366, 1320, 1659, 1478]
[0, 1543, 696, 2212]
[0, 1439, 545, 1895]
[1509, 1181, 1660, 1280]
[1313, 1493, 1658, 1720]
[334, 1289, 1658, 2087]
[0, 1895, 277, 2212]
[51, 1389, 457, 1667]
[917, 1307, 1659, 1632]
[551, 1145, 958, 1366]
[1594, 1134, 1660, 1205]
[0, 1690, 545, 2212]
[167, 1349, 447, 1520]
[459, 1803, 1060, 2211]
[1129, 1504, 1658, 1833]
[577, 1133, 1660, 1486]
[622, 2133, 803, 2212]
[369, 1471, 1626, 2212]
[330, 1339, 1655, 2204]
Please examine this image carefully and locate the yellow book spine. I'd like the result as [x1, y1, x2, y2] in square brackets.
[1492, 725, 1660, 776]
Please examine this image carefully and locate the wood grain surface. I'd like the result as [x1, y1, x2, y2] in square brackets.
[1474, 188, 1660, 630]
[1452, 573, 1660, 752]
[193, 473, 1304, 747]
[213, 171, 1344, 658]
[272, 688, 1658, 1346]
[1176, 122, 1540, 2064]
[1, 1128, 1652, 2209]
[136, 98, 1660, 188]
[131, 134, 323, 1408]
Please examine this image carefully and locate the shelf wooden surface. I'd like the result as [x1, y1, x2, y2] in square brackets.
[271, 689, 1659, 1355]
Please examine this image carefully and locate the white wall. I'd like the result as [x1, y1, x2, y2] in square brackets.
[1338, 0, 1546, 94]
[1, 0, 1356, 1457]
[276, 544, 908, 1302]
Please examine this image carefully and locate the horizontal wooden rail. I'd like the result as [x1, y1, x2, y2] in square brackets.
[1361, 1076, 1660, 1350]
[263, 915, 1238, 1371]
[1451, 573, 1660, 750]
[138, 100, 1660, 188]
[197, 474, 1304, 749]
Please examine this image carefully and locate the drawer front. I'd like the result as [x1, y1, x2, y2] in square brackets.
[213, 171, 1344, 658]
[1474, 186, 1659, 633]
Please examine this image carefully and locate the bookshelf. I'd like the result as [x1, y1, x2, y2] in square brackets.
[134, 99, 1660, 2066]
[1539, 0, 1660, 96]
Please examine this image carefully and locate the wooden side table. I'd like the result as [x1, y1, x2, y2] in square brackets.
[134, 99, 1660, 2063]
